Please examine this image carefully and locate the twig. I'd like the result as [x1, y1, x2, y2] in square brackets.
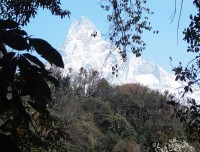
[169, 0, 177, 23]
[177, 0, 184, 45]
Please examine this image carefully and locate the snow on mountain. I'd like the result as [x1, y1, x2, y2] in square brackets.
[58, 16, 187, 95]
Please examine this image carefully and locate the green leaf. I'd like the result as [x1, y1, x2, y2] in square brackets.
[29, 38, 64, 68]
[0, 19, 19, 29]
[1, 30, 29, 50]
[22, 53, 45, 69]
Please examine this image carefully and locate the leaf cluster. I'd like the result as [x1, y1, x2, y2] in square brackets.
[169, 0, 200, 145]
[0, 0, 70, 25]
[101, 0, 156, 61]
[0, 19, 67, 150]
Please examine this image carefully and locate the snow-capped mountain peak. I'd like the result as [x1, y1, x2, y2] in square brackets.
[60, 16, 102, 56]
[59, 16, 181, 92]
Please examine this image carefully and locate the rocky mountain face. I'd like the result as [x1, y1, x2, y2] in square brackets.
[59, 16, 186, 95]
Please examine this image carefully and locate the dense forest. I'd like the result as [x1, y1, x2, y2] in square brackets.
[47, 68, 197, 151]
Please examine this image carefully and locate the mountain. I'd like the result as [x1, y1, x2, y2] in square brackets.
[58, 16, 187, 95]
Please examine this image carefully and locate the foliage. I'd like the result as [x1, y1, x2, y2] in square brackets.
[101, 0, 157, 61]
[112, 139, 140, 152]
[0, 0, 70, 25]
[169, 0, 200, 145]
[52, 71, 191, 151]
[71, 67, 100, 97]
[107, 84, 185, 148]
[0, 1, 70, 150]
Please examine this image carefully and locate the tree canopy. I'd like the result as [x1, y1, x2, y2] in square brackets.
[0, 0, 70, 151]
[167, 0, 200, 143]
[101, 0, 156, 61]
[0, 0, 70, 25]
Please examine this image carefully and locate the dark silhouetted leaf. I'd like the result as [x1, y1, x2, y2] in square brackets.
[180, 75, 185, 81]
[172, 67, 183, 75]
[9, 115, 22, 130]
[29, 38, 64, 68]
[8, 29, 27, 36]
[184, 86, 189, 92]
[28, 101, 49, 114]
[18, 56, 51, 101]
[0, 19, 19, 29]
[17, 55, 31, 69]
[180, 116, 186, 123]
[30, 65, 51, 75]
[35, 77, 52, 101]
[0, 52, 15, 67]
[167, 100, 176, 106]
[190, 105, 197, 111]
[190, 87, 193, 93]
[0, 57, 17, 83]
[18, 56, 35, 97]
[1, 30, 29, 50]
[0, 44, 7, 54]
[175, 75, 179, 81]
[18, 55, 50, 75]
[0, 133, 20, 152]
[45, 75, 59, 87]
[190, 14, 193, 20]
[23, 53, 45, 69]
[0, 57, 17, 97]
[136, 53, 141, 57]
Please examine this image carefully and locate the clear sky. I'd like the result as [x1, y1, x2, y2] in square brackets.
[24, 0, 197, 73]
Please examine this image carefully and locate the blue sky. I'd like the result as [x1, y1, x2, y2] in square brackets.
[24, 0, 197, 73]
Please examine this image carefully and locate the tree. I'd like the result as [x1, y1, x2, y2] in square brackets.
[167, 0, 200, 144]
[102, 0, 200, 146]
[112, 139, 140, 152]
[0, 0, 70, 151]
[0, 0, 70, 25]
[100, 0, 157, 62]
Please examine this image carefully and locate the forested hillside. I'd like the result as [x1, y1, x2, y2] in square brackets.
[50, 68, 197, 152]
